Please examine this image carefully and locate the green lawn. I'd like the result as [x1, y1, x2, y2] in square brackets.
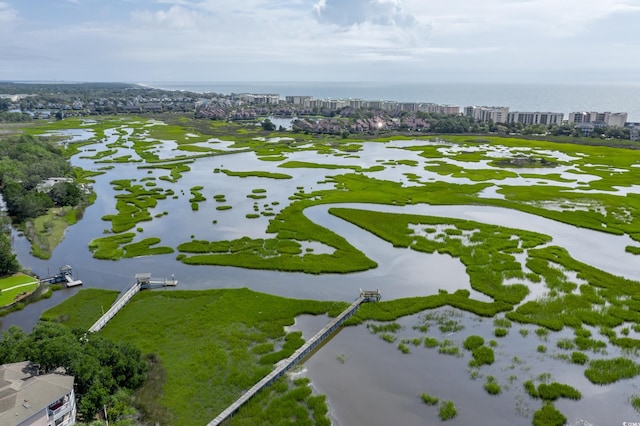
[0, 273, 39, 307]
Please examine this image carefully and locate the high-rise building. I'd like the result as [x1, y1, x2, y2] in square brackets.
[506, 112, 564, 126]
[464, 106, 509, 123]
[568, 112, 628, 127]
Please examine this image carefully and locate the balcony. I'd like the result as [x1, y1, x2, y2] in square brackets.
[48, 400, 73, 419]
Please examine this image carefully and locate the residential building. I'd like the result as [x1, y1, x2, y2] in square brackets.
[237, 93, 280, 105]
[575, 122, 595, 137]
[506, 112, 564, 126]
[464, 106, 510, 123]
[627, 123, 640, 141]
[419, 103, 460, 115]
[568, 111, 628, 127]
[285, 96, 312, 105]
[0, 361, 76, 426]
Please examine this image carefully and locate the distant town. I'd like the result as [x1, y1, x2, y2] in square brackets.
[1, 82, 638, 141]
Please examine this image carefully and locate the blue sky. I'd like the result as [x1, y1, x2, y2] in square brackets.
[1, 0, 639, 83]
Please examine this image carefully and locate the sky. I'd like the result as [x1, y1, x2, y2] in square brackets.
[1, 0, 640, 84]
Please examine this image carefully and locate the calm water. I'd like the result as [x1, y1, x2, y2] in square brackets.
[5, 124, 640, 425]
[143, 81, 640, 121]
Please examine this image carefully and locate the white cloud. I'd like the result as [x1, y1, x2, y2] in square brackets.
[0, 2, 18, 23]
[131, 4, 207, 29]
[1, 0, 639, 82]
[313, 0, 418, 27]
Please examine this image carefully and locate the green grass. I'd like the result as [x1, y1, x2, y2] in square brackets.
[40, 288, 120, 329]
[0, 273, 39, 307]
[221, 169, 292, 179]
[420, 392, 439, 405]
[538, 382, 581, 401]
[483, 376, 501, 395]
[533, 403, 566, 426]
[470, 345, 495, 367]
[94, 288, 346, 426]
[584, 357, 640, 384]
[463, 335, 484, 350]
[438, 400, 457, 421]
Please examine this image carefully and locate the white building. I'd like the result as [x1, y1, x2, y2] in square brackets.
[506, 112, 564, 126]
[568, 111, 628, 127]
[238, 93, 280, 105]
[628, 124, 640, 141]
[285, 96, 312, 105]
[464, 106, 509, 123]
[419, 103, 460, 115]
[0, 361, 76, 426]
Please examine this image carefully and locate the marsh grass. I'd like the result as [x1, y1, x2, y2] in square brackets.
[438, 400, 457, 421]
[92, 288, 346, 424]
[40, 288, 119, 329]
[470, 346, 494, 367]
[584, 357, 640, 384]
[484, 376, 501, 395]
[420, 393, 439, 405]
[533, 403, 566, 426]
[221, 169, 292, 179]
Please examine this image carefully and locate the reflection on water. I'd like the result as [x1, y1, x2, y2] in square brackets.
[301, 308, 639, 426]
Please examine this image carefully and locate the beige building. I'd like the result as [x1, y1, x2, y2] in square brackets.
[568, 111, 628, 127]
[420, 103, 460, 115]
[0, 362, 76, 426]
[506, 112, 564, 126]
[464, 106, 510, 123]
[285, 96, 312, 105]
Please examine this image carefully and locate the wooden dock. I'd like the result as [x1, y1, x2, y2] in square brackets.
[208, 290, 380, 426]
[88, 273, 177, 333]
[88, 280, 142, 333]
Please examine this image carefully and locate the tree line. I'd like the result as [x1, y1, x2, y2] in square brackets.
[0, 322, 148, 422]
[0, 134, 82, 221]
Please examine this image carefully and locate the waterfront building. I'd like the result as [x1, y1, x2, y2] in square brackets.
[506, 111, 564, 126]
[627, 123, 640, 141]
[237, 93, 280, 105]
[285, 96, 312, 105]
[464, 106, 510, 123]
[568, 111, 628, 127]
[349, 99, 364, 109]
[419, 103, 460, 115]
[0, 361, 77, 426]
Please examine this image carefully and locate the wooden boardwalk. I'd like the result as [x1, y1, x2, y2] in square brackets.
[208, 290, 380, 426]
[88, 281, 142, 333]
[88, 273, 177, 333]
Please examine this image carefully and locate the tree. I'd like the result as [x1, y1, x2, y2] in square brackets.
[0, 233, 19, 276]
[261, 118, 276, 131]
[49, 181, 82, 206]
[0, 322, 148, 419]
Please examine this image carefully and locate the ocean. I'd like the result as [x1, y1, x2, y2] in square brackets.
[141, 81, 640, 122]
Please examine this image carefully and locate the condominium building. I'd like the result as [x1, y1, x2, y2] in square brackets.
[285, 96, 312, 105]
[419, 103, 460, 115]
[627, 123, 640, 141]
[237, 93, 280, 104]
[0, 361, 76, 426]
[568, 111, 628, 127]
[506, 112, 564, 126]
[464, 106, 510, 123]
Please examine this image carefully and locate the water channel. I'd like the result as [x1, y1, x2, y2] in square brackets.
[4, 129, 640, 425]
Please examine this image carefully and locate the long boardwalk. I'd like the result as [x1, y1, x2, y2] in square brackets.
[88, 281, 142, 333]
[208, 290, 380, 426]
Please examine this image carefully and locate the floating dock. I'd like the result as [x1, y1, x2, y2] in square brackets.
[208, 290, 381, 426]
[40, 265, 82, 287]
